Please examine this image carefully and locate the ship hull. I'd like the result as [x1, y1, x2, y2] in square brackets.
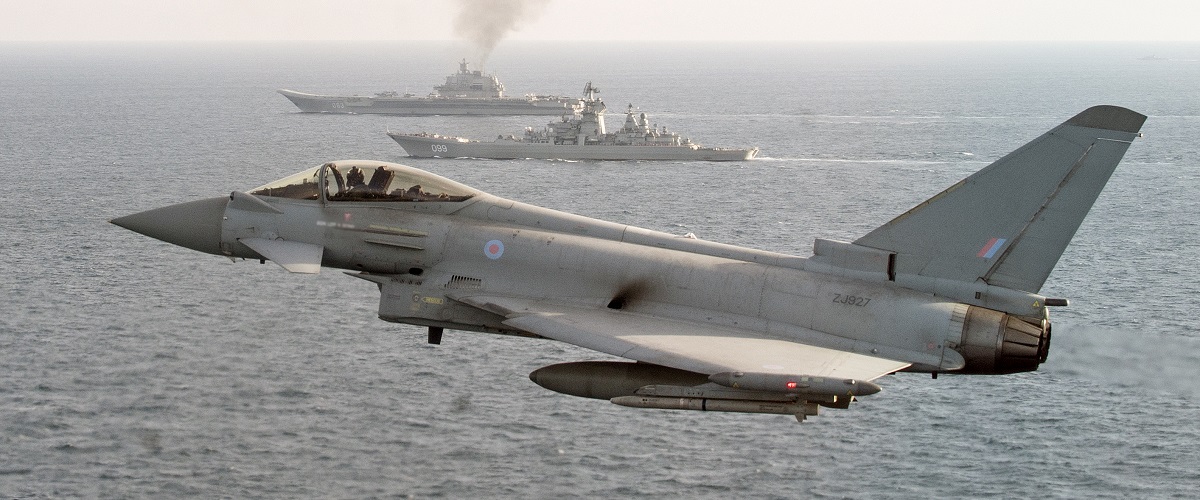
[278, 89, 575, 116]
[388, 133, 758, 161]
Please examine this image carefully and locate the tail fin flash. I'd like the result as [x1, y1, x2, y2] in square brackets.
[853, 105, 1146, 293]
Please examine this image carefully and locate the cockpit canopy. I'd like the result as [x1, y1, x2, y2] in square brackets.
[250, 160, 477, 203]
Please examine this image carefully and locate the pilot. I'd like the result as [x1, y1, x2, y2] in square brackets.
[405, 184, 424, 201]
[346, 166, 365, 191]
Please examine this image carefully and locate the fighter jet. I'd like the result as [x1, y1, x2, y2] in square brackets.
[112, 105, 1145, 422]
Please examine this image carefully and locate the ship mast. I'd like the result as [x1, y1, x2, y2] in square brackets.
[577, 82, 606, 141]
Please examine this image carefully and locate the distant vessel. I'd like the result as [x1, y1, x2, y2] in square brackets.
[387, 83, 758, 161]
[278, 59, 579, 116]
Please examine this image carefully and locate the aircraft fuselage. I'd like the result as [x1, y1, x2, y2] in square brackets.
[217, 183, 1044, 376]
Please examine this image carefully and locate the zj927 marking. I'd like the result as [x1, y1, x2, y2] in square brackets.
[832, 294, 871, 307]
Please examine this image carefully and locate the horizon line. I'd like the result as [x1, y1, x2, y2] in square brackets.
[3, 39, 1198, 43]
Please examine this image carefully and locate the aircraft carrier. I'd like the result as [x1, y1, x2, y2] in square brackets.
[387, 83, 758, 161]
[278, 60, 579, 116]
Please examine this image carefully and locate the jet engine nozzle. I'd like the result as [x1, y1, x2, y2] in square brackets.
[954, 306, 1051, 374]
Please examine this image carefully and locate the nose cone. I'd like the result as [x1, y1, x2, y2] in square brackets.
[111, 196, 229, 255]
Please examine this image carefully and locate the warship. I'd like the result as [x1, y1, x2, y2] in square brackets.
[387, 83, 758, 161]
[278, 60, 579, 116]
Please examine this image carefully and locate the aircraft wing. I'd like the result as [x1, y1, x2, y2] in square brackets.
[452, 295, 910, 382]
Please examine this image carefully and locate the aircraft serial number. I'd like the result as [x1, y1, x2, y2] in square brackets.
[832, 294, 871, 307]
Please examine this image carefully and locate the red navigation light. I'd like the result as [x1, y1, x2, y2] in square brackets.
[786, 381, 797, 389]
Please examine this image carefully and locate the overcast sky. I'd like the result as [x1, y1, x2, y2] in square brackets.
[3, 0, 1197, 42]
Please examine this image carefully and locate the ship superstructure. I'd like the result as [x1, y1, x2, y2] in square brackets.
[433, 59, 505, 98]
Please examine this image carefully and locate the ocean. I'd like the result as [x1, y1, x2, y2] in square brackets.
[2, 41, 1198, 498]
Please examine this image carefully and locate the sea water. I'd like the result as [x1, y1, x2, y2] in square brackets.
[2, 41, 1198, 498]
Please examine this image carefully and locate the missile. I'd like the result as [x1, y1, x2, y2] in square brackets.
[610, 396, 820, 421]
[708, 371, 882, 396]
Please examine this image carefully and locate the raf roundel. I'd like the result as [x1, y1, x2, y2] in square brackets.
[484, 239, 505, 260]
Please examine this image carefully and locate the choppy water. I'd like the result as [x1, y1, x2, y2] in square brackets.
[2, 41, 1199, 498]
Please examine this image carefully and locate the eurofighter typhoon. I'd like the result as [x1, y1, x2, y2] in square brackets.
[112, 106, 1145, 423]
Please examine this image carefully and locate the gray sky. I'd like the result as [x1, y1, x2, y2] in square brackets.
[3, 0, 1197, 42]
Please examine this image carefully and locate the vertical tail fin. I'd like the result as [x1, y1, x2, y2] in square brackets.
[853, 105, 1146, 293]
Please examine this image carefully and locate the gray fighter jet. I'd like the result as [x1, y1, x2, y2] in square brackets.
[112, 105, 1145, 422]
